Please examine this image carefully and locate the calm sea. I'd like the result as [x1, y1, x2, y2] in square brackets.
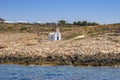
[0, 64, 120, 80]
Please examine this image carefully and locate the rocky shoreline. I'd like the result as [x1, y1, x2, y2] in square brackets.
[0, 33, 120, 66]
[0, 53, 120, 66]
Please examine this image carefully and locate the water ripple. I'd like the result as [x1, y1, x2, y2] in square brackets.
[0, 64, 120, 80]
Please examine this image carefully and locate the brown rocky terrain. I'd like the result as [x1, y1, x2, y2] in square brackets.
[0, 32, 120, 66]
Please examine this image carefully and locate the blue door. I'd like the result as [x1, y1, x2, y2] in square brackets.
[57, 36, 59, 40]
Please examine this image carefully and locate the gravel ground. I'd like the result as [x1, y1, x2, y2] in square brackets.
[0, 32, 120, 66]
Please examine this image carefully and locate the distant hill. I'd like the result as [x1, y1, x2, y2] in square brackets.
[0, 18, 5, 21]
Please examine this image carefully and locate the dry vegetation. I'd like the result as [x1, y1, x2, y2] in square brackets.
[0, 23, 120, 66]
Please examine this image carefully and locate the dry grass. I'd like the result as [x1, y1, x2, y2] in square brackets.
[0, 23, 120, 66]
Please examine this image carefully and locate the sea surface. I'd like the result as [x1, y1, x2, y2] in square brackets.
[0, 64, 120, 80]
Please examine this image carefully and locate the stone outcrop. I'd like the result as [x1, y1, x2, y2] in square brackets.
[0, 33, 120, 66]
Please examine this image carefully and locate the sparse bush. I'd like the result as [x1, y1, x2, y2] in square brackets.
[19, 27, 27, 31]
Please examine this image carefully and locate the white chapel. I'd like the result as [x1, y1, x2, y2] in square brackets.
[48, 28, 61, 41]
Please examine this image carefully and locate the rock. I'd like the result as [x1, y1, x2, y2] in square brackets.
[0, 33, 120, 66]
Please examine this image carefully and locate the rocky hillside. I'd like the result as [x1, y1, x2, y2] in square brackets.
[0, 32, 120, 66]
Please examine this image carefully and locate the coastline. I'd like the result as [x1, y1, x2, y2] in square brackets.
[0, 32, 120, 66]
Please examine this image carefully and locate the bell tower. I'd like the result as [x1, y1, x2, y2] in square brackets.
[56, 28, 60, 33]
[56, 28, 61, 40]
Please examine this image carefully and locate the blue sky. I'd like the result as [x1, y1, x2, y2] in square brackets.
[0, 0, 120, 24]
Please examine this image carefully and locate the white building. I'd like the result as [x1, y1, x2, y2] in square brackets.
[4, 21, 14, 24]
[48, 28, 61, 41]
[18, 21, 28, 24]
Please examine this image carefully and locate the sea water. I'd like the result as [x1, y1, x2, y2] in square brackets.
[0, 64, 120, 80]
